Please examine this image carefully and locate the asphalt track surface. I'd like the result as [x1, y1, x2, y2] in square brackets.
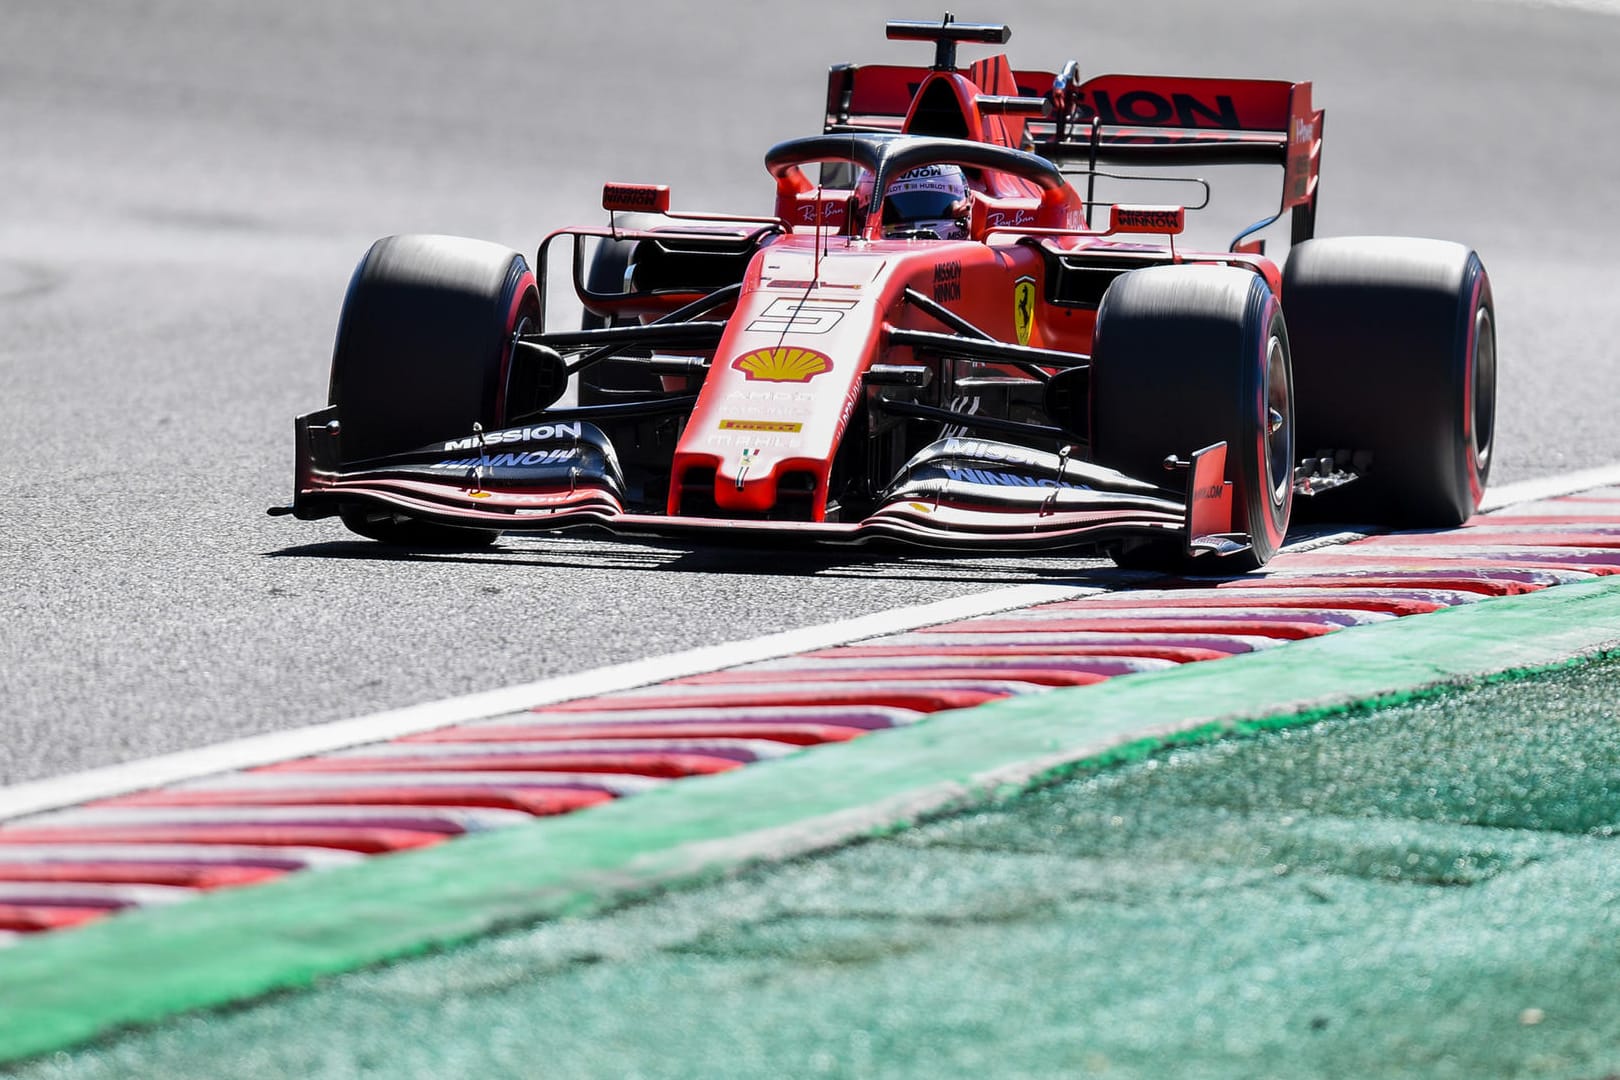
[3, 0, 1619, 785]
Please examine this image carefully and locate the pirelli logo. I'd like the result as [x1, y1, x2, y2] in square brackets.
[719, 419, 803, 433]
[1111, 205, 1186, 234]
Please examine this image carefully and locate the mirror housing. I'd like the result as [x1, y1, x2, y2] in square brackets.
[603, 183, 670, 214]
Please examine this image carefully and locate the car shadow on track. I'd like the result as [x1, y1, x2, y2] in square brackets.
[262, 536, 1151, 588]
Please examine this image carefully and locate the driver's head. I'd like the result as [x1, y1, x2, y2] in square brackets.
[881, 164, 969, 239]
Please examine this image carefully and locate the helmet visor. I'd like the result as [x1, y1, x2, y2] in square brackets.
[883, 189, 962, 226]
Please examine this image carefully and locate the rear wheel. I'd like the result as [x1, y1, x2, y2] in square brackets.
[329, 233, 537, 546]
[1090, 265, 1294, 573]
[1284, 237, 1495, 526]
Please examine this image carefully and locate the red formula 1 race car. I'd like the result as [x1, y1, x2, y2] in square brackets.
[273, 15, 1496, 573]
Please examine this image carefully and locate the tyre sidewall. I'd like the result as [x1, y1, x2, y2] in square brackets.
[1242, 291, 1293, 560]
[1455, 256, 1494, 513]
[1091, 266, 1293, 571]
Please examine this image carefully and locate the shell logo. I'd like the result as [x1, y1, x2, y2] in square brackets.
[731, 346, 832, 383]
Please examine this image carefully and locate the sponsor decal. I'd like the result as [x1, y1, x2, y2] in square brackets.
[907, 502, 935, 514]
[719, 419, 803, 433]
[945, 466, 1090, 491]
[796, 201, 847, 224]
[746, 298, 856, 335]
[837, 375, 862, 433]
[710, 432, 802, 449]
[715, 394, 813, 420]
[732, 346, 833, 383]
[1293, 116, 1315, 143]
[723, 387, 815, 404]
[431, 448, 579, 470]
[601, 183, 669, 212]
[932, 260, 962, 303]
[987, 208, 1036, 228]
[501, 490, 607, 506]
[1112, 207, 1184, 232]
[1194, 483, 1224, 501]
[1014, 276, 1036, 346]
[1072, 90, 1241, 129]
[442, 422, 582, 452]
[469, 490, 493, 499]
[940, 438, 1049, 469]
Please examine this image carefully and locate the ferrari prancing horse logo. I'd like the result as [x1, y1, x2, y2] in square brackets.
[1014, 277, 1036, 347]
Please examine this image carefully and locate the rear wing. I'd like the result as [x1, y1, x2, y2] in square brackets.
[1028, 71, 1323, 246]
[823, 61, 1324, 248]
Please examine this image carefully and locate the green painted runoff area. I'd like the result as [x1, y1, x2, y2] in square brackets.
[4, 579, 1620, 1071]
[13, 653, 1620, 1078]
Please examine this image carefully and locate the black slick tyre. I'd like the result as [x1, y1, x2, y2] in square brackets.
[1284, 237, 1495, 527]
[329, 233, 538, 546]
[1090, 265, 1294, 573]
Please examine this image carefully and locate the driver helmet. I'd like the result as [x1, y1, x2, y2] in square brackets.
[881, 164, 969, 239]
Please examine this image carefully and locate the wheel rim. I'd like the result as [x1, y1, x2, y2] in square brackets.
[1264, 333, 1292, 506]
[1471, 307, 1496, 472]
[498, 288, 541, 421]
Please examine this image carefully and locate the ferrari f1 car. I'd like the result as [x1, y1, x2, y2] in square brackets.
[273, 15, 1496, 573]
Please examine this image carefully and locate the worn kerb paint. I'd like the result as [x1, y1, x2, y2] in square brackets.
[0, 584, 1099, 824]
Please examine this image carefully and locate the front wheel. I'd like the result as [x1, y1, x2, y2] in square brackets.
[328, 233, 538, 546]
[1090, 265, 1294, 573]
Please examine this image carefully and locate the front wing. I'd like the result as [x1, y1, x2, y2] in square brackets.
[275, 409, 1245, 558]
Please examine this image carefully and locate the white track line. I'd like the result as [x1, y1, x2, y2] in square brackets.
[1479, 464, 1620, 512]
[0, 583, 1094, 823]
[1487, 0, 1620, 14]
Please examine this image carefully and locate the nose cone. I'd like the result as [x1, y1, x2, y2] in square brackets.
[677, 343, 849, 517]
[668, 240, 894, 520]
[714, 443, 785, 513]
